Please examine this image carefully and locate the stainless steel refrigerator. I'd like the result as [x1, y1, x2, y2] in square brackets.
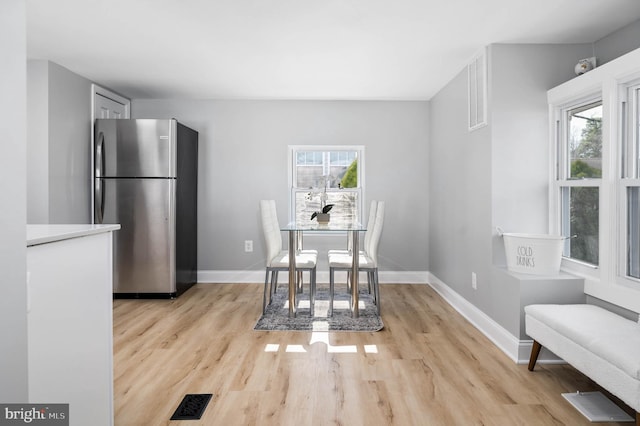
[94, 119, 198, 298]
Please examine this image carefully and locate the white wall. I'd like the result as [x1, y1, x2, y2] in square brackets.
[132, 100, 430, 276]
[0, 0, 28, 402]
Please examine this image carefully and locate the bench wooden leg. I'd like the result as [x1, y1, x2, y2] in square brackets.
[528, 340, 542, 371]
[636, 411, 639, 426]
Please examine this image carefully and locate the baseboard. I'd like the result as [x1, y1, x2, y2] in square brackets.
[377, 270, 429, 284]
[427, 272, 522, 363]
[197, 270, 429, 284]
[427, 272, 564, 365]
[197, 270, 264, 283]
[517, 339, 567, 365]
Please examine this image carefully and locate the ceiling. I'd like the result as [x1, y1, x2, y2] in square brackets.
[26, 0, 640, 101]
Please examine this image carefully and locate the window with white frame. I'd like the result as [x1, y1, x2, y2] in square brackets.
[549, 49, 640, 312]
[554, 98, 603, 266]
[621, 81, 640, 281]
[289, 146, 364, 225]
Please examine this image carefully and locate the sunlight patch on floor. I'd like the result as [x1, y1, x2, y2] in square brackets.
[364, 345, 378, 353]
[262, 312, 379, 354]
[297, 300, 310, 309]
[330, 299, 366, 310]
[310, 324, 358, 353]
[264, 344, 280, 352]
[285, 345, 307, 353]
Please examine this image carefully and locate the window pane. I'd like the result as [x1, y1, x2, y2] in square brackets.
[568, 103, 602, 179]
[294, 190, 359, 225]
[294, 150, 358, 188]
[297, 151, 322, 165]
[628, 187, 640, 278]
[561, 187, 599, 265]
[295, 163, 324, 188]
[329, 151, 356, 166]
[291, 146, 363, 224]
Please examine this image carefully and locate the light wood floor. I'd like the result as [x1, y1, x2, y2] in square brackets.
[113, 283, 635, 425]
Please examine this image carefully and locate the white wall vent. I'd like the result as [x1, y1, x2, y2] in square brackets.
[468, 49, 488, 131]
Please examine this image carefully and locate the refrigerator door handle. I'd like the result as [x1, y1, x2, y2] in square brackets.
[95, 132, 105, 223]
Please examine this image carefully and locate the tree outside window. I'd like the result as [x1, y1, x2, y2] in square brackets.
[560, 102, 602, 265]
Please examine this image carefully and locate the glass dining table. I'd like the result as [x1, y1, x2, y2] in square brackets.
[281, 221, 367, 318]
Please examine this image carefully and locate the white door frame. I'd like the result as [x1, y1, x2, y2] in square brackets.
[91, 84, 130, 122]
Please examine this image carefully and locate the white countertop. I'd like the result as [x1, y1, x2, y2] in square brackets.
[27, 224, 121, 247]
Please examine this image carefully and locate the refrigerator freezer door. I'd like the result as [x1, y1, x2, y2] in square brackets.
[96, 119, 177, 178]
[102, 178, 176, 295]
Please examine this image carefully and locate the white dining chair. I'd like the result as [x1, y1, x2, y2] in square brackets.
[328, 201, 385, 316]
[260, 200, 318, 315]
[327, 200, 377, 295]
[328, 200, 377, 254]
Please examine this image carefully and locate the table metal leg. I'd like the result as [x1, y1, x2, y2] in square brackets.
[288, 230, 296, 317]
[350, 230, 359, 318]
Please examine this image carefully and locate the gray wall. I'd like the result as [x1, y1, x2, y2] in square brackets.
[429, 43, 593, 337]
[27, 60, 49, 223]
[20, 18, 640, 364]
[0, 0, 28, 402]
[429, 23, 640, 336]
[426, 19, 640, 337]
[429, 65, 493, 307]
[491, 44, 594, 336]
[490, 44, 593, 263]
[594, 18, 640, 66]
[132, 100, 430, 274]
[27, 60, 93, 224]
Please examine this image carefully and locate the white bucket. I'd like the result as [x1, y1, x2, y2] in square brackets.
[502, 233, 564, 275]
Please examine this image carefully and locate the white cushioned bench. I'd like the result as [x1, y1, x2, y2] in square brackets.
[525, 304, 640, 425]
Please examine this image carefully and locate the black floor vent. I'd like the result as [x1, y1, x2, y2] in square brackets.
[170, 393, 213, 420]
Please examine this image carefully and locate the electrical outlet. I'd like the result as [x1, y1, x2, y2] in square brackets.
[244, 240, 253, 252]
[471, 272, 477, 290]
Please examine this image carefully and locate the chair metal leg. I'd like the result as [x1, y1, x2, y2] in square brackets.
[263, 269, 271, 314]
[329, 268, 335, 317]
[367, 270, 375, 302]
[310, 268, 316, 317]
[271, 270, 278, 296]
[373, 269, 380, 315]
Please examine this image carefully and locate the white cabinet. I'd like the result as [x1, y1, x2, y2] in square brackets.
[27, 225, 119, 426]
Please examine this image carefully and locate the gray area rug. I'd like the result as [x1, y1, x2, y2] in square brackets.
[254, 285, 383, 332]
